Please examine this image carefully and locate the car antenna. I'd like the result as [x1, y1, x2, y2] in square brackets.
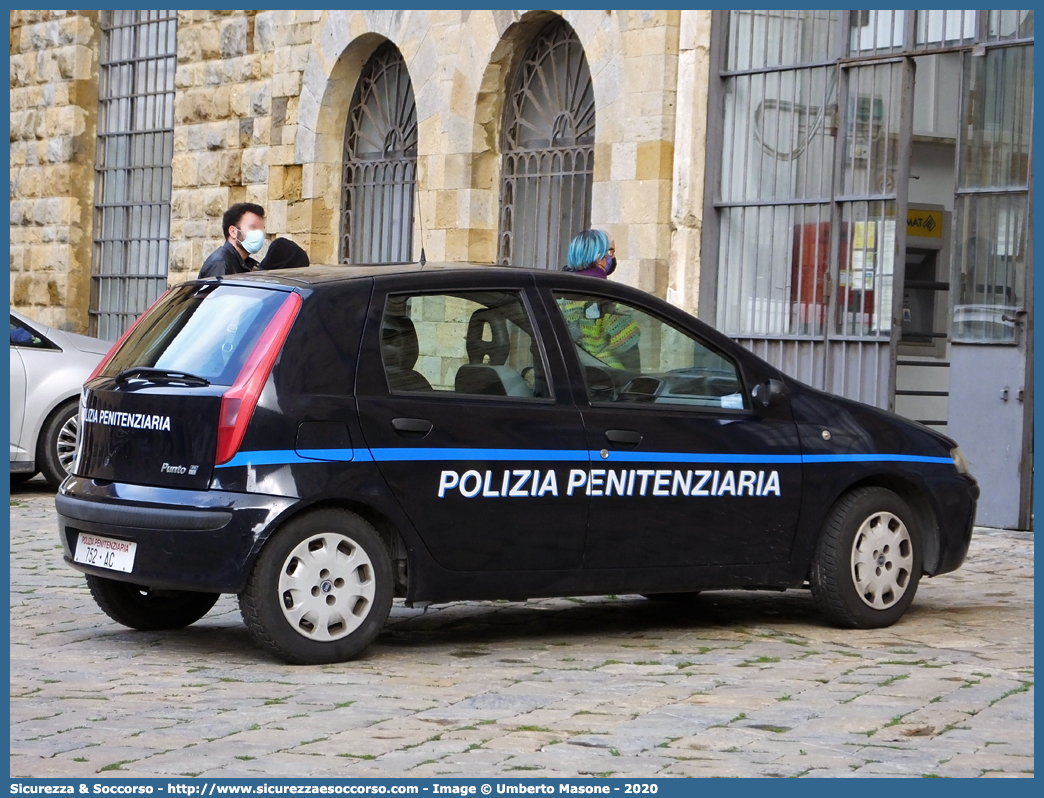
[416, 182, 426, 266]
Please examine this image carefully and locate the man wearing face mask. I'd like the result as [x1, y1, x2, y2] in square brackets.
[198, 202, 267, 279]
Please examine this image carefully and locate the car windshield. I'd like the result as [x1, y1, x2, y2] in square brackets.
[98, 283, 290, 386]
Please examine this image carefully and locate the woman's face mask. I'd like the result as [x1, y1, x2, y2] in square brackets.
[237, 227, 266, 255]
[604, 246, 616, 275]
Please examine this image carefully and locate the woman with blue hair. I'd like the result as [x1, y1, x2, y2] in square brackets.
[558, 228, 639, 370]
[562, 229, 616, 278]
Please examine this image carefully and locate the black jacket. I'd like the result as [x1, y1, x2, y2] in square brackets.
[198, 241, 257, 279]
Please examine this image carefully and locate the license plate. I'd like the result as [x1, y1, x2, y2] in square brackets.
[73, 533, 137, 573]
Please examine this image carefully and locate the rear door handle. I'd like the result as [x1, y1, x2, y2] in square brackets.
[605, 429, 642, 446]
[392, 417, 433, 435]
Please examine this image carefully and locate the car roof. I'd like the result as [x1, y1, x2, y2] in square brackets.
[212, 261, 527, 288]
[202, 262, 639, 297]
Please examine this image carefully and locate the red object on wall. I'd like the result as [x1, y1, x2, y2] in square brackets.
[791, 222, 873, 334]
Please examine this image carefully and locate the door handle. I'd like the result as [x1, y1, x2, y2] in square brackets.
[391, 417, 433, 436]
[605, 429, 642, 446]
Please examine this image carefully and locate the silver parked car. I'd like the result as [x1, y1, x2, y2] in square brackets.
[10, 310, 110, 486]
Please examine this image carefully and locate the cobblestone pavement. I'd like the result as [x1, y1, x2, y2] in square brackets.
[10, 481, 1034, 778]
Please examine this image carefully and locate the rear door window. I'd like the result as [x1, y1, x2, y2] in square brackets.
[380, 290, 552, 400]
[99, 283, 291, 386]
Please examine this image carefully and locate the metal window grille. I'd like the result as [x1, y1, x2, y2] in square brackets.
[952, 43, 1034, 343]
[498, 19, 595, 270]
[340, 42, 418, 264]
[706, 9, 1034, 409]
[986, 9, 1034, 43]
[90, 10, 176, 341]
[707, 10, 916, 409]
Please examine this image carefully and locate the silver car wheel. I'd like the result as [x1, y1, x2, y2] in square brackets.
[277, 532, 376, 642]
[850, 511, 913, 610]
[56, 412, 79, 474]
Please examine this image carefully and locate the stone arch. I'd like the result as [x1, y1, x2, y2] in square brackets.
[295, 29, 387, 264]
[292, 10, 626, 266]
[499, 15, 597, 270]
[340, 40, 417, 263]
[297, 11, 421, 264]
[468, 11, 562, 264]
[470, 11, 624, 267]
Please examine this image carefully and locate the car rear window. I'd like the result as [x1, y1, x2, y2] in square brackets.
[99, 283, 292, 386]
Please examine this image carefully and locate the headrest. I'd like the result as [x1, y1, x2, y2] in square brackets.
[466, 309, 510, 366]
[381, 316, 420, 371]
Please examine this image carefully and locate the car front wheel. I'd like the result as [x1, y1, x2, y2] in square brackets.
[86, 575, 219, 630]
[810, 487, 923, 628]
[239, 509, 394, 665]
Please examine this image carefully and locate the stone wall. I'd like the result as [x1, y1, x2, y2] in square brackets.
[668, 9, 713, 314]
[167, 9, 274, 286]
[9, 9, 713, 335]
[10, 10, 99, 332]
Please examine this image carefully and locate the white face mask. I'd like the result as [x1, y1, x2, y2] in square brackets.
[236, 228, 266, 255]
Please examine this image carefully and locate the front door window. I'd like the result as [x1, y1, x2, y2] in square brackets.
[553, 291, 747, 410]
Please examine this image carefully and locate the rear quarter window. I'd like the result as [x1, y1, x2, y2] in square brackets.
[99, 283, 292, 386]
[276, 285, 368, 395]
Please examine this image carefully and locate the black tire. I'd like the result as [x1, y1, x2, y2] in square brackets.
[238, 508, 394, 665]
[86, 575, 219, 631]
[37, 400, 79, 487]
[642, 591, 701, 602]
[810, 487, 923, 629]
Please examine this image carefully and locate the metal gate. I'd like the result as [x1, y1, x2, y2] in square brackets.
[702, 10, 919, 409]
[498, 18, 596, 271]
[340, 42, 418, 264]
[90, 10, 177, 341]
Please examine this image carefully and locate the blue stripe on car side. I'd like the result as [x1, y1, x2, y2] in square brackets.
[801, 454, 953, 465]
[594, 451, 802, 464]
[222, 449, 362, 467]
[217, 448, 953, 468]
[221, 450, 308, 467]
[368, 447, 590, 462]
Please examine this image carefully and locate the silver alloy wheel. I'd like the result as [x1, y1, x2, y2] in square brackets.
[277, 532, 376, 641]
[56, 413, 79, 474]
[850, 511, 913, 610]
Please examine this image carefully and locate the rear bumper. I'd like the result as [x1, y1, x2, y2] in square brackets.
[56, 476, 296, 593]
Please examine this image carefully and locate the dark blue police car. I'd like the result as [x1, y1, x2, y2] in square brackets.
[57, 264, 979, 664]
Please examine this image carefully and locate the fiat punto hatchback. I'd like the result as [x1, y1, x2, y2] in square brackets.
[57, 264, 979, 664]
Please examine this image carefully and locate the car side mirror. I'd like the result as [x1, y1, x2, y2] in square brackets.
[751, 378, 788, 410]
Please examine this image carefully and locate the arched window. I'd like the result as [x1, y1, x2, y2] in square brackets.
[341, 42, 417, 264]
[498, 19, 596, 270]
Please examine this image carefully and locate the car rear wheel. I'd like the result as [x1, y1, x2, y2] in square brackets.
[86, 575, 220, 630]
[810, 487, 922, 629]
[239, 509, 394, 665]
[37, 400, 79, 487]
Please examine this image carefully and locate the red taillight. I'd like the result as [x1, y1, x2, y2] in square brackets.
[214, 292, 302, 465]
[87, 291, 170, 382]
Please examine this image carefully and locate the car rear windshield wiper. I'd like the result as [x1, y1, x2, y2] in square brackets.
[113, 367, 211, 387]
